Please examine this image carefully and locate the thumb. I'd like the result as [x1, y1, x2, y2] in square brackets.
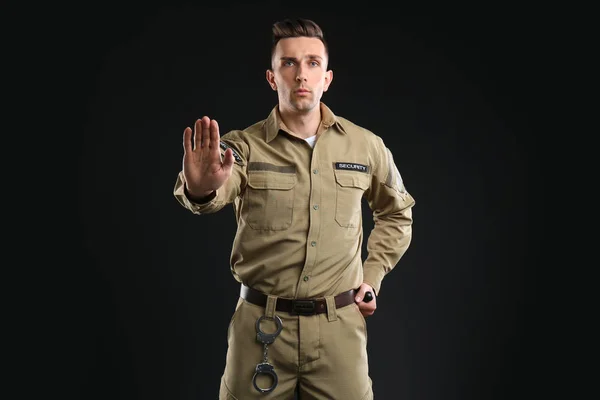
[355, 287, 367, 303]
[222, 148, 235, 171]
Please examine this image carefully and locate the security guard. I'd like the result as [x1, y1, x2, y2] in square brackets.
[173, 18, 415, 400]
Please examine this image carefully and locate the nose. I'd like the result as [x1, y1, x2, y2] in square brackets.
[295, 65, 307, 82]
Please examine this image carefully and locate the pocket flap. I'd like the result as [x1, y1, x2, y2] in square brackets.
[247, 171, 297, 190]
[334, 170, 370, 189]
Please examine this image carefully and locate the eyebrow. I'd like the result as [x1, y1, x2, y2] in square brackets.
[280, 55, 323, 62]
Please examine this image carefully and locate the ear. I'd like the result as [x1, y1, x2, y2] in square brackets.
[323, 69, 333, 92]
[265, 69, 277, 91]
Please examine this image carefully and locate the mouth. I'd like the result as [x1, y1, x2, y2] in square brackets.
[295, 89, 311, 95]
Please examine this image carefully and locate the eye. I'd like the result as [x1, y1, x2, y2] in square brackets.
[310, 61, 319, 67]
[284, 61, 295, 66]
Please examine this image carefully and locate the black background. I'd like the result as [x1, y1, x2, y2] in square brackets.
[15, 2, 548, 399]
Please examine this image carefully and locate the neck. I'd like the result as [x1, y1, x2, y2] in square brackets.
[278, 104, 321, 139]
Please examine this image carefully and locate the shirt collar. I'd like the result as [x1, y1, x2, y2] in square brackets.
[262, 102, 347, 143]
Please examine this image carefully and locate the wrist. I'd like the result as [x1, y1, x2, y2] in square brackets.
[185, 185, 214, 202]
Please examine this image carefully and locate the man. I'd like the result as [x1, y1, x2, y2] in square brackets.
[173, 17, 415, 400]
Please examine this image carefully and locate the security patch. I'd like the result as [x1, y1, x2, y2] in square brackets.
[333, 162, 370, 173]
[219, 141, 243, 164]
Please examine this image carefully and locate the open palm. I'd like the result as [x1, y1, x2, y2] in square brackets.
[182, 116, 235, 198]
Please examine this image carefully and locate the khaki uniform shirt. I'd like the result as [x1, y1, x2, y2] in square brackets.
[173, 102, 415, 298]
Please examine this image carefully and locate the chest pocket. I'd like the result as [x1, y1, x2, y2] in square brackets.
[334, 170, 370, 228]
[245, 170, 297, 231]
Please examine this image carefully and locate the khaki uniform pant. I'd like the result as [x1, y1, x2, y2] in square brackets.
[219, 294, 373, 400]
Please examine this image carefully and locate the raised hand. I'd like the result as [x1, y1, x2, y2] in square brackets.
[182, 116, 235, 199]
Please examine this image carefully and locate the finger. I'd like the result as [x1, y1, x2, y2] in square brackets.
[193, 119, 202, 150]
[222, 148, 235, 171]
[357, 301, 375, 316]
[358, 302, 377, 315]
[201, 116, 211, 149]
[360, 308, 373, 317]
[183, 127, 193, 154]
[210, 119, 220, 152]
[355, 287, 367, 303]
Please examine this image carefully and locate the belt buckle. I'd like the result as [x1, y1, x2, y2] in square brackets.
[291, 299, 316, 315]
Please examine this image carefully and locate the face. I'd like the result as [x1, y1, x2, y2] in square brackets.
[266, 37, 333, 113]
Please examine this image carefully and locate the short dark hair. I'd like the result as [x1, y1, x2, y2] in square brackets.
[271, 18, 329, 62]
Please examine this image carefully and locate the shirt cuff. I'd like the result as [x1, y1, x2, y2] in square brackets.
[174, 181, 220, 214]
[362, 265, 386, 296]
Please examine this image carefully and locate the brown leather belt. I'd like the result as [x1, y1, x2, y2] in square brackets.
[240, 284, 357, 315]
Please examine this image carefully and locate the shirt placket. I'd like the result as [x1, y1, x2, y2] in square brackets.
[296, 130, 327, 299]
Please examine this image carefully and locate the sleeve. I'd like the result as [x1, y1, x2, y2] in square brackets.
[362, 135, 416, 295]
[172, 132, 248, 214]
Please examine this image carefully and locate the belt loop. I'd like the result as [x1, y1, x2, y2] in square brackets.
[325, 296, 337, 322]
[265, 294, 277, 318]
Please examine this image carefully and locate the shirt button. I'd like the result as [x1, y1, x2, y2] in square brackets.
[313, 169, 318, 174]
[313, 204, 319, 210]
[303, 276, 309, 282]
[311, 241, 317, 247]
